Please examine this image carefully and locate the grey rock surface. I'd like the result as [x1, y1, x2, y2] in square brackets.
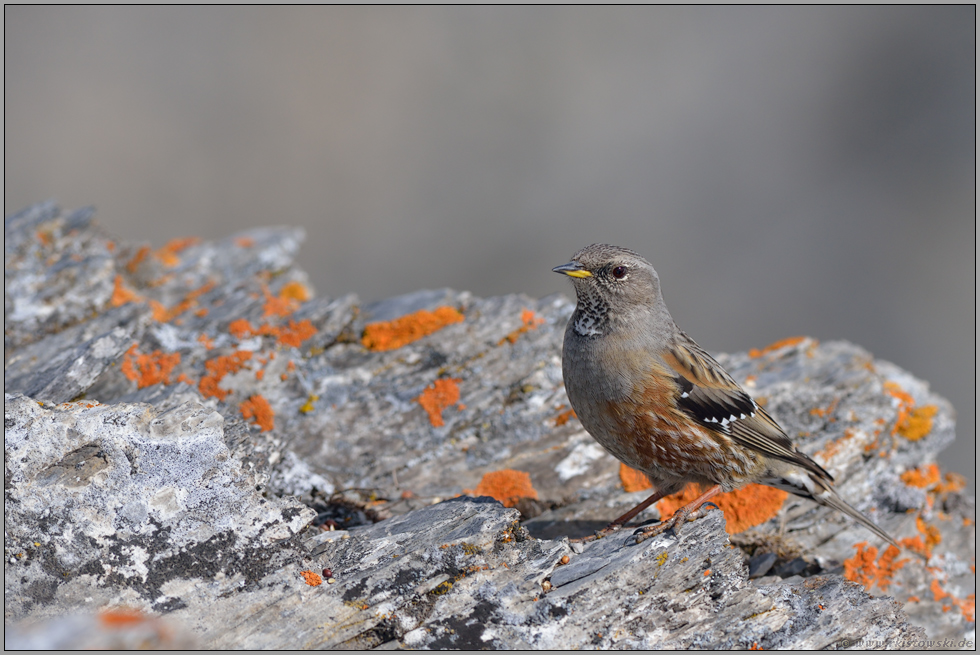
[5, 203, 975, 648]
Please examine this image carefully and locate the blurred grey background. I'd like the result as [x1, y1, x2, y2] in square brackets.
[5, 6, 975, 488]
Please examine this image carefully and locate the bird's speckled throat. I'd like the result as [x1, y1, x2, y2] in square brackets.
[571, 282, 610, 337]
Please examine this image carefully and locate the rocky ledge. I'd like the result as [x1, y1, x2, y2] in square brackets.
[5, 202, 975, 649]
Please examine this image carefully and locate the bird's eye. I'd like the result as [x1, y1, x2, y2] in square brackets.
[612, 265, 628, 279]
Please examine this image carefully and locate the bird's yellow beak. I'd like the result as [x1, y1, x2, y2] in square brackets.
[552, 262, 592, 278]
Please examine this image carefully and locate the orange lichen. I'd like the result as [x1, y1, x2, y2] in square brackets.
[959, 594, 976, 623]
[255, 369, 265, 381]
[235, 236, 254, 248]
[263, 294, 295, 318]
[300, 570, 323, 586]
[843, 542, 908, 592]
[656, 482, 789, 534]
[277, 319, 317, 348]
[154, 237, 200, 267]
[110, 274, 142, 307]
[900, 536, 927, 558]
[620, 463, 652, 493]
[915, 515, 942, 557]
[883, 381, 937, 441]
[815, 428, 858, 461]
[260, 282, 306, 318]
[145, 273, 174, 289]
[901, 463, 941, 489]
[362, 306, 464, 351]
[498, 309, 546, 345]
[935, 472, 967, 494]
[899, 406, 937, 441]
[417, 378, 462, 427]
[149, 281, 215, 322]
[98, 608, 146, 627]
[469, 469, 538, 508]
[147, 300, 169, 322]
[121, 344, 181, 389]
[279, 280, 311, 302]
[197, 333, 215, 350]
[748, 336, 808, 358]
[226, 317, 316, 348]
[809, 397, 840, 421]
[843, 543, 877, 590]
[195, 307, 208, 317]
[198, 351, 253, 401]
[883, 380, 913, 410]
[554, 407, 577, 427]
[229, 318, 254, 339]
[240, 395, 274, 432]
[126, 245, 151, 274]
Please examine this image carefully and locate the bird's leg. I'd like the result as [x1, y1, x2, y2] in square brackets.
[571, 488, 670, 543]
[634, 484, 723, 544]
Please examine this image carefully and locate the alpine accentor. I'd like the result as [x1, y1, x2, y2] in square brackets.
[554, 243, 898, 546]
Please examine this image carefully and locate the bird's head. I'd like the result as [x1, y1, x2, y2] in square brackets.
[553, 244, 666, 337]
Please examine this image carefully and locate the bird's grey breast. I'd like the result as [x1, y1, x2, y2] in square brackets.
[561, 319, 637, 441]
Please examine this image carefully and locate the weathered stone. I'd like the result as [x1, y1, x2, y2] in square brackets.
[4, 393, 314, 620]
[4, 203, 974, 648]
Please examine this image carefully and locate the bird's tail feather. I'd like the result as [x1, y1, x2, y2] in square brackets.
[813, 487, 900, 549]
[765, 471, 901, 549]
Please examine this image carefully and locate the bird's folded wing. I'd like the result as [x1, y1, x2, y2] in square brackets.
[662, 335, 832, 481]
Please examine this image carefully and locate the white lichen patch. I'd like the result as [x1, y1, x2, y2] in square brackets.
[272, 450, 335, 498]
[4, 393, 315, 594]
[555, 441, 608, 482]
[148, 487, 188, 519]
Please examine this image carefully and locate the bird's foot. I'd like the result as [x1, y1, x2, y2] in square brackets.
[570, 523, 624, 543]
[633, 501, 720, 544]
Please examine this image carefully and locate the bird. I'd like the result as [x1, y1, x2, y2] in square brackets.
[553, 243, 899, 547]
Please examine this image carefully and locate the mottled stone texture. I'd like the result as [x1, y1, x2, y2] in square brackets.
[5, 203, 974, 649]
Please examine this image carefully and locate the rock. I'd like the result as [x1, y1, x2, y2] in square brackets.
[4, 393, 314, 618]
[748, 552, 777, 579]
[5, 609, 197, 650]
[4, 203, 974, 648]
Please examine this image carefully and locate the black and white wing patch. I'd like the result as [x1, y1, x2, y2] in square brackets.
[664, 336, 832, 481]
[673, 374, 757, 433]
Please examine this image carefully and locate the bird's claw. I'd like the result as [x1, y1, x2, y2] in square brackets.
[570, 524, 623, 544]
[632, 502, 720, 544]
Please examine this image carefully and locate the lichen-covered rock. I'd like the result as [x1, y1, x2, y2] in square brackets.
[4, 393, 314, 620]
[5, 203, 974, 648]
